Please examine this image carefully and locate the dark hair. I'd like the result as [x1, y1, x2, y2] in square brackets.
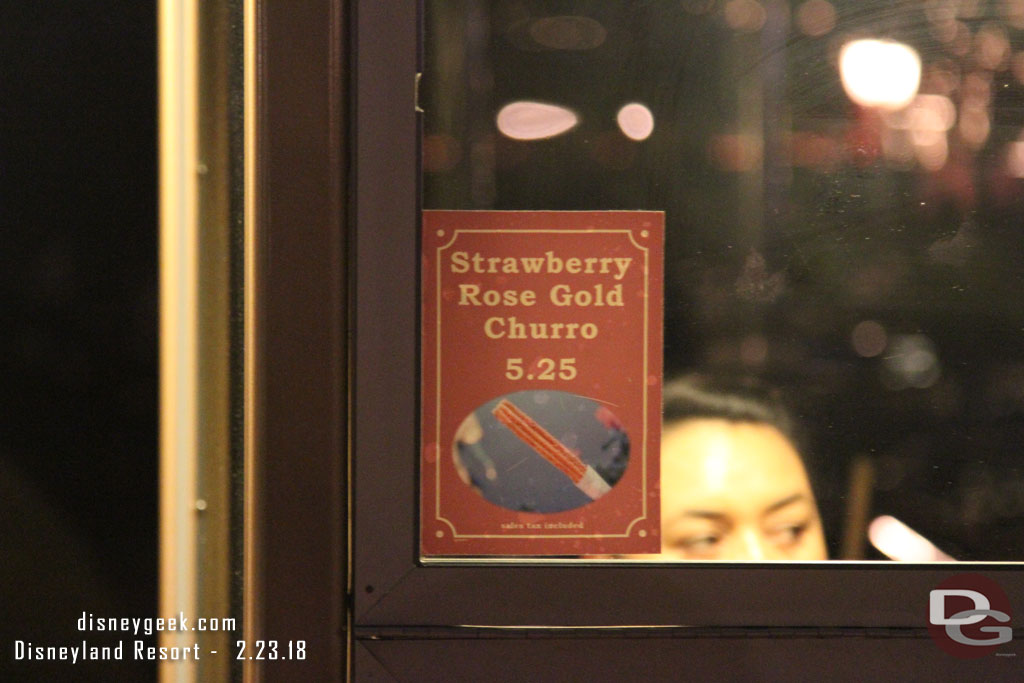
[662, 373, 798, 444]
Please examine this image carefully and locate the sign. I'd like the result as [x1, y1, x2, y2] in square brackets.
[421, 210, 663, 556]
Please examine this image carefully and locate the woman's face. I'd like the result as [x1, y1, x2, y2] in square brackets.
[658, 418, 827, 561]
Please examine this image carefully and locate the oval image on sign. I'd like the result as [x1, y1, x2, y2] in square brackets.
[451, 391, 630, 513]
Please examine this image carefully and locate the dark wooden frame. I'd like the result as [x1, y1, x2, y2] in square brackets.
[247, 0, 347, 680]
[248, 0, 1024, 678]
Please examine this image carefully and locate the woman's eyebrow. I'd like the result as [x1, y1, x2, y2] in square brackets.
[677, 510, 727, 520]
[762, 493, 809, 515]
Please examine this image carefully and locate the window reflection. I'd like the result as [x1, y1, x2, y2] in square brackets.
[424, 0, 1024, 561]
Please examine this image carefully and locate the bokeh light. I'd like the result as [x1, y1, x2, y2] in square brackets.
[795, 0, 836, 37]
[880, 94, 957, 170]
[723, 0, 767, 32]
[883, 334, 941, 389]
[1006, 0, 1024, 29]
[1006, 139, 1024, 177]
[975, 23, 1010, 70]
[616, 103, 655, 141]
[916, 135, 949, 171]
[851, 320, 888, 358]
[496, 101, 579, 140]
[740, 334, 769, 367]
[958, 104, 991, 149]
[869, 515, 954, 561]
[839, 39, 921, 110]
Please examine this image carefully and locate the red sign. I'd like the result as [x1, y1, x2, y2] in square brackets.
[421, 210, 663, 556]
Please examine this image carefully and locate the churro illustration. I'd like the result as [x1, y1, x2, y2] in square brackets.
[491, 399, 612, 501]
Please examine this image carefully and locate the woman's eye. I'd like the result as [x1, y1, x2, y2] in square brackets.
[771, 522, 808, 545]
[680, 534, 721, 551]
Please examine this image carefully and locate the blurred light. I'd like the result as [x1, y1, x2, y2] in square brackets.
[975, 23, 1010, 71]
[963, 71, 992, 104]
[616, 103, 655, 141]
[884, 94, 956, 133]
[959, 0, 984, 19]
[496, 101, 579, 140]
[1006, 139, 1024, 177]
[910, 98, 956, 137]
[923, 61, 960, 96]
[929, 17, 959, 44]
[708, 134, 763, 172]
[881, 129, 916, 167]
[925, 3, 955, 28]
[883, 95, 955, 169]
[951, 22, 973, 57]
[916, 135, 949, 171]
[868, 515, 954, 561]
[883, 334, 941, 389]
[422, 134, 462, 173]
[739, 334, 768, 366]
[528, 15, 607, 51]
[796, 0, 836, 37]
[1006, 0, 1024, 30]
[839, 39, 921, 110]
[723, 0, 767, 32]
[958, 104, 990, 149]
[851, 320, 887, 358]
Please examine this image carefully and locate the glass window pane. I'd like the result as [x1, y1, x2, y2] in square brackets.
[423, 0, 1024, 562]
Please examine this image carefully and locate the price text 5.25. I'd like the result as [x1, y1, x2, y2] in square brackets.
[505, 358, 577, 381]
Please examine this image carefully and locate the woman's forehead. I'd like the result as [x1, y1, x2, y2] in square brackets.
[660, 418, 814, 509]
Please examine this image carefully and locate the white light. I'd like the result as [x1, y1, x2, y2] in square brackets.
[839, 39, 921, 110]
[496, 101, 579, 140]
[883, 334, 941, 388]
[884, 95, 956, 133]
[868, 515, 954, 562]
[616, 103, 655, 141]
[1007, 140, 1024, 178]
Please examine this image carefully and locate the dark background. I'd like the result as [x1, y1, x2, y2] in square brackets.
[1, 2, 158, 679]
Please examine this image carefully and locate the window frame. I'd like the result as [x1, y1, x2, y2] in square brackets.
[346, 0, 1024, 634]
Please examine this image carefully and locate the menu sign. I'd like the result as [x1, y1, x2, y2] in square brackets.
[421, 211, 663, 556]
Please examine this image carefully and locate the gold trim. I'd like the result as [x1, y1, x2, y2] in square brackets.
[242, 0, 259, 681]
[160, 1, 242, 680]
[158, 0, 200, 681]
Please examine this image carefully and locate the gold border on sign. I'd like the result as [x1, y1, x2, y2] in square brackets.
[431, 222, 653, 541]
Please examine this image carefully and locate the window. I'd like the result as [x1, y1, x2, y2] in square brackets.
[419, 0, 1024, 564]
